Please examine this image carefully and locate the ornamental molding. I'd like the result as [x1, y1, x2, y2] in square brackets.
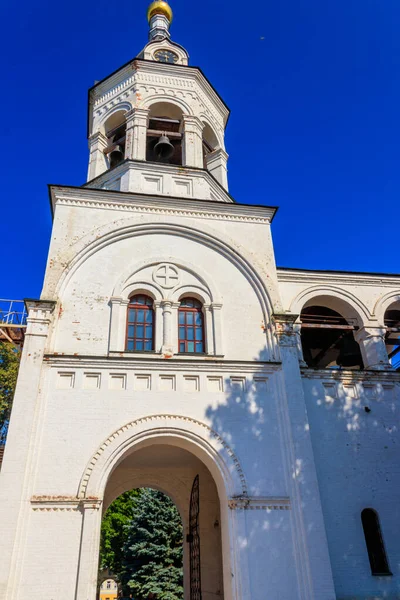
[86, 159, 231, 202]
[55, 197, 271, 223]
[301, 368, 400, 384]
[277, 268, 400, 289]
[134, 61, 229, 122]
[93, 74, 136, 109]
[90, 60, 229, 128]
[45, 355, 281, 373]
[78, 414, 248, 499]
[52, 187, 275, 223]
[228, 496, 290, 511]
[31, 496, 102, 512]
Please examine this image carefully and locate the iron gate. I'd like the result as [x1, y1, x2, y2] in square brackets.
[188, 474, 202, 600]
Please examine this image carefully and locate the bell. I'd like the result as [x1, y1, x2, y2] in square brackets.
[109, 145, 124, 169]
[154, 134, 174, 160]
[336, 335, 362, 368]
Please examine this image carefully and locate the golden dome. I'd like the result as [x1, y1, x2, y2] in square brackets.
[147, 1, 173, 23]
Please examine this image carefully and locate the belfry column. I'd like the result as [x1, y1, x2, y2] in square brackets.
[87, 132, 108, 180]
[125, 108, 149, 161]
[273, 314, 336, 600]
[354, 325, 391, 370]
[206, 148, 229, 190]
[182, 115, 204, 168]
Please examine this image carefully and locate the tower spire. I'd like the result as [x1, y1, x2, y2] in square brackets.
[147, 1, 173, 41]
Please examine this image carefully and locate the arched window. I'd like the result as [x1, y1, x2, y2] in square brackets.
[126, 295, 154, 352]
[178, 298, 205, 353]
[361, 509, 392, 576]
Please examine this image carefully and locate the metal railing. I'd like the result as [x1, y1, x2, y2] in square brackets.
[0, 299, 27, 327]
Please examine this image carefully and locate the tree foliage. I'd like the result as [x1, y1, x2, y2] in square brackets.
[0, 342, 20, 444]
[122, 488, 183, 600]
[100, 489, 142, 577]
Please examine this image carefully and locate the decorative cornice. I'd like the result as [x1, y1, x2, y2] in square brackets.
[90, 60, 229, 125]
[78, 414, 248, 498]
[301, 367, 400, 383]
[228, 496, 290, 511]
[85, 159, 232, 203]
[44, 354, 281, 373]
[277, 268, 400, 288]
[24, 299, 56, 313]
[31, 495, 102, 512]
[50, 184, 277, 224]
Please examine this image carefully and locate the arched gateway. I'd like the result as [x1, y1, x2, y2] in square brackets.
[75, 415, 246, 600]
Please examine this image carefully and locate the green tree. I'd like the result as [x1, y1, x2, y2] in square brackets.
[122, 488, 183, 600]
[100, 489, 142, 577]
[0, 341, 20, 444]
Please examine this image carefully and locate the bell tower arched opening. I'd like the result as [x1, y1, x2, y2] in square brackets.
[202, 122, 219, 167]
[103, 111, 128, 170]
[146, 102, 183, 165]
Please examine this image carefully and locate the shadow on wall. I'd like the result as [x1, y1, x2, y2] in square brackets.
[204, 349, 299, 592]
[306, 375, 399, 586]
[204, 346, 399, 597]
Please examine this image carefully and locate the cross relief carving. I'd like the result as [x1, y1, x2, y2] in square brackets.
[152, 263, 181, 289]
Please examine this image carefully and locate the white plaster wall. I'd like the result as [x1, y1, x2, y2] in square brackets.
[51, 232, 265, 358]
[33, 364, 285, 499]
[303, 373, 400, 599]
[19, 510, 82, 599]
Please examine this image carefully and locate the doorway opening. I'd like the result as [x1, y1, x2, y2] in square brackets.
[98, 443, 225, 600]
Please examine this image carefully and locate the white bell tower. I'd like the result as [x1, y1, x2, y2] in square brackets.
[87, 1, 230, 201]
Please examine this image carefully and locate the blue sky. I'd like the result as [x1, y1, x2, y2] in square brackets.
[1, 0, 399, 300]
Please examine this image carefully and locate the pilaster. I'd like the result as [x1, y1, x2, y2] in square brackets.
[182, 115, 204, 168]
[211, 302, 223, 356]
[272, 313, 336, 600]
[0, 300, 55, 599]
[75, 501, 103, 600]
[354, 325, 392, 370]
[109, 297, 129, 352]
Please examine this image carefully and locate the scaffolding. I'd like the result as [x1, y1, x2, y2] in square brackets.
[0, 299, 27, 347]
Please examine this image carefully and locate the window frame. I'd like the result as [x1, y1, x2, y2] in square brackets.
[178, 297, 206, 354]
[125, 294, 155, 353]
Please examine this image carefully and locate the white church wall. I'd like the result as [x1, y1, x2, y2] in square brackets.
[18, 509, 82, 599]
[32, 362, 285, 499]
[43, 191, 279, 362]
[303, 372, 400, 599]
